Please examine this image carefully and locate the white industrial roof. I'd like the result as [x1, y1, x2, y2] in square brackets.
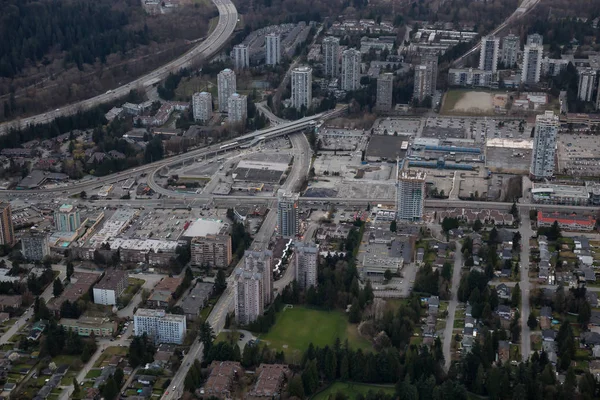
[183, 218, 226, 238]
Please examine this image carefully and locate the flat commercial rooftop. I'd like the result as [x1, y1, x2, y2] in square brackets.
[109, 238, 178, 252]
[366, 135, 410, 160]
[236, 160, 289, 172]
[486, 138, 533, 149]
[233, 168, 285, 183]
[182, 218, 226, 238]
[88, 209, 137, 248]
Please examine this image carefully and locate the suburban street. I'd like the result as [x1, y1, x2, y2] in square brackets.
[518, 209, 534, 361]
[443, 241, 463, 370]
[0, 267, 66, 345]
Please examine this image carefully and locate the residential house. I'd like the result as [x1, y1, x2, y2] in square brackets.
[466, 305, 473, 318]
[496, 305, 511, 320]
[465, 316, 475, 329]
[416, 248, 425, 265]
[542, 329, 557, 342]
[593, 345, 600, 359]
[137, 375, 157, 385]
[428, 296, 440, 313]
[591, 310, 600, 326]
[543, 341, 558, 365]
[540, 306, 552, 319]
[462, 336, 474, 353]
[590, 360, 600, 381]
[496, 284, 511, 300]
[497, 340, 510, 364]
[423, 325, 437, 338]
[581, 332, 600, 347]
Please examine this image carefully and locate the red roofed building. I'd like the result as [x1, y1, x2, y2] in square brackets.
[537, 211, 596, 231]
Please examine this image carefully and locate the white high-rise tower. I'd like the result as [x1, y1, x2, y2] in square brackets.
[291, 66, 312, 109]
[217, 69, 236, 112]
[530, 111, 559, 179]
[341, 49, 361, 91]
[265, 33, 281, 66]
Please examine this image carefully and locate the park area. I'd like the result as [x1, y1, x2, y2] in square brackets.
[258, 306, 371, 360]
[441, 90, 495, 115]
[313, 382, 395, 400]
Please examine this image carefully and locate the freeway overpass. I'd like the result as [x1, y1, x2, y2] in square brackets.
[0, 0, 238, 135]
[0, 109, 342, 197]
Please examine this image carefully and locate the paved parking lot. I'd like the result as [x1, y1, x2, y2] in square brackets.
[423, 116, 527, 143]
[557, 133, 600, 177]
[319, 128, 366, 151]
[373, 118, 421, 136]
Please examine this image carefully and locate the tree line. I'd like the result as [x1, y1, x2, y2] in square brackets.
[0, 0, 150, 78]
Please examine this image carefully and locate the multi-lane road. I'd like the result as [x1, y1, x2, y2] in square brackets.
[0, 0, 238, 135]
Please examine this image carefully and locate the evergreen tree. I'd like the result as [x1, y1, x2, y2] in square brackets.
[53, 278, 64, 297]
[200, 321, 216, 358]
[101, 376, 119, 400]
[511, 283, 521, 308]
[66, 261, 74, 281]
[215, 269, 227, 294]
[288, 376, 305, 399]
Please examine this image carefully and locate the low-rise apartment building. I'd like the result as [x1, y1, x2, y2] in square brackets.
[134, 308, 187, 344]
[93, 269, 129, 306]
[59, 316, 117, 337]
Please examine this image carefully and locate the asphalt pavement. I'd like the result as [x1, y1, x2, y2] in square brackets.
[443, 241, 463, 370]
[519, 210, 534, 361]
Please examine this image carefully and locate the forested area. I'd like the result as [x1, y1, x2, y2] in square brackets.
[0, 0, 150, 77]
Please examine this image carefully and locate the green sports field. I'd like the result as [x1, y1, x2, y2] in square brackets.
[312, 382, 395, 400]
[258, 306, 371, 357]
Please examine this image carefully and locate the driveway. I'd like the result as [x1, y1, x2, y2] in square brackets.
[220, 329, 256, 350]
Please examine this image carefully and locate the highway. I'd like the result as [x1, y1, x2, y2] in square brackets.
[453, 0, 542, 67]
[0, 0, 238, 135]
[0, 110, 338, 200]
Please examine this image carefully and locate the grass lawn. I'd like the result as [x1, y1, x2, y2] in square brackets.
[409, 336, 423, 346]
[52, 354, 84, 371]
[313, 382, 395, 400]
[258, 307, 371, 358]
[85, 369, 102, 379]
[440, 90, 467, 114]
[215, 331, 240, 344]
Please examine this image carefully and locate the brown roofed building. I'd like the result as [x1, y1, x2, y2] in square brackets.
[247, 364, 290, 400]
[154, 277, 183, 293]
[0, 295, 21, 311]
[48, 272, 99, 315]
[201, 361, 243, 399]
[147, 277, 183, 308]
[0, 202, 15, 246]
